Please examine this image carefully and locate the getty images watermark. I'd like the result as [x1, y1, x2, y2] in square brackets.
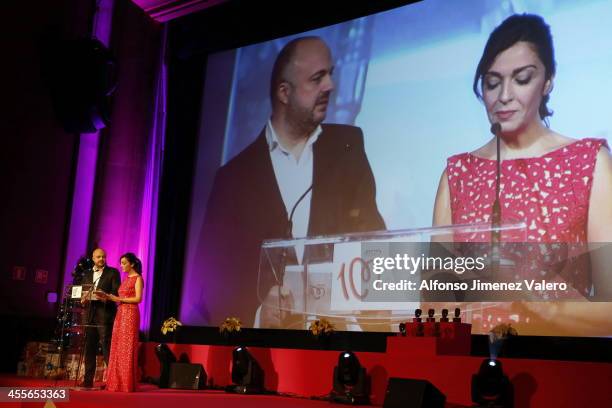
[359, 242, 612, 302]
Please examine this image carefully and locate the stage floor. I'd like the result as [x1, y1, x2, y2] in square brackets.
[0, 374, 473, 408]
[5, 337, 612, 407]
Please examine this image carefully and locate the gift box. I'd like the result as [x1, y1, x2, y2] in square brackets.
[95, 357, 106, 382]
[23, 341, 58, 378]
[24, 342, 42, 361]
[64, 354, 106, 381]
[16, 361, 27, 376]
[64, 353, 85, 381]
[25, 360, 45, 378]
[44, 353, 63, 378]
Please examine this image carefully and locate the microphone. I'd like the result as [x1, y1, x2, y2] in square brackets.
[286, 184, 313, 238]
[490, 122, 502, 135]
[490, 123, 502, 276]
[490, 122, 502, 238]
[89, 274, 103, 306]
[272, 185, 313, 287]
[276, 184, 313, 325]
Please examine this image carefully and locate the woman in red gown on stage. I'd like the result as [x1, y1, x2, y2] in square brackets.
[102, 252, 143, 392]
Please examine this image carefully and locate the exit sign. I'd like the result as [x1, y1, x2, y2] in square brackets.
[12, 266, 26, 281]
[35, 269, 49, 284]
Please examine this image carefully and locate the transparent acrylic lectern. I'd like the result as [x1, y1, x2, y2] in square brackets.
[54, 283, 105, 386]
[256, 222, 537, 331]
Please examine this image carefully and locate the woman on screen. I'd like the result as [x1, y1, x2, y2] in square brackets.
[100, 252, 143, 392]
[431, 14, 612, 335]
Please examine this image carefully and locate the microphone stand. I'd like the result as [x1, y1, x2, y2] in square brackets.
[277, 185, 313, 327]
[490, 123, 502, 278]
[76, 281, 95, 387]
[76, 274, 101, 387]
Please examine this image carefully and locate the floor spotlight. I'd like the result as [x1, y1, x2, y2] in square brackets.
[226, 346, 264, 394]
[471, 358, 513, 407]
[330, 351, 369, 405]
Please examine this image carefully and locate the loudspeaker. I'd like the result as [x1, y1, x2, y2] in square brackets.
[168, 363, 207, 390]
[383, 378, 446, 408]
[43, 37, 117, 134]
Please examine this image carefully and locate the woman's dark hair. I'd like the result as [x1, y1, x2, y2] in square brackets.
[473, 13, 556, 120]
[120, 252, 142, 275]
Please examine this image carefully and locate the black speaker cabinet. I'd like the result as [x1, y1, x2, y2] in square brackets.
[43, 38, 117, 134]
[168, 363, 207, 390]
[383, 377, 446, 408]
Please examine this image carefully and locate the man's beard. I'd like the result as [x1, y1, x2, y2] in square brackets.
[288, 94, 329, 134]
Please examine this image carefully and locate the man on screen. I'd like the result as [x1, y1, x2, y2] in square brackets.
[200, 36, 385, 327]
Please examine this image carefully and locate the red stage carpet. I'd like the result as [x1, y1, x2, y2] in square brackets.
[3, 338, 611, 407]
[0, 375, 474, 408]
[138, 342, 612, 407]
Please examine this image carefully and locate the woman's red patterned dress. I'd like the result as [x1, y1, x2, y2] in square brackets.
[106, 275, 140, 392]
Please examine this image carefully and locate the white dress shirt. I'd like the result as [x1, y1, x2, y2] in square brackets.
[265, 120, 321, 238]
[253, 122, 322, 328]
[92, 267, 103, 289]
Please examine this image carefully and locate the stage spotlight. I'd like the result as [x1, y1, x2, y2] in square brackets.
[155, 343, 177, 388]
[227, 346, 264, 394]
[330, 351, 369, 405]
[471, 359, 513, 408]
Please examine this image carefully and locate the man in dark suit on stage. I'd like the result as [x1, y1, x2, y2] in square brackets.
[200, 36, 385, 327]
[80, 247, 120, 387]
